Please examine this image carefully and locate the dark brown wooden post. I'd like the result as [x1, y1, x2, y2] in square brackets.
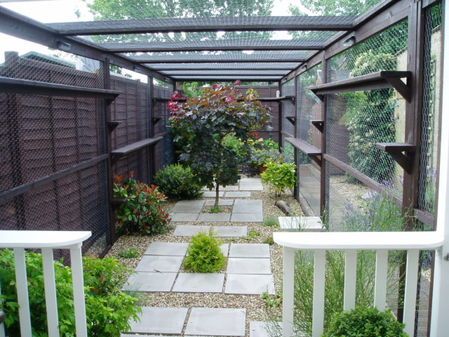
[293, 76, 299, 199]
[148, 76, 156, 182]
[320, 55, 328, 217]
[278, 81, 283, 151]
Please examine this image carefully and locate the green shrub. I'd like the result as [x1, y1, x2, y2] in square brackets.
[222, 133, 248, 160]
[113, 177, 170, 235]
[261, 291, 282, 309]
[263, 216, 279, 227]
[248, 137, 283, 170]
[0, 250, 140, 337]
[184, 232, 226, 273]
[155, 164, 203, 200]
[323, 307, 408, 337]
[261, 161, 296, 196]
[118, 247, 140, 259]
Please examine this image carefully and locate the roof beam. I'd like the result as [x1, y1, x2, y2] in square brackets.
[133, 53, 309, 63]
[0, 7, 172, 83]
[161, 70, 289, 76]
[97, 40, 326, 52]
[173, 75, 282, 81]
[48, 16, 356, 35]
[147, 63, 299, 70]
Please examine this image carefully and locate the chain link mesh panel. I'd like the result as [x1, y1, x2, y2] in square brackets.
[326, 20, 409, 198]
[418, 3, 442, 215]
[280, 79, 295, 163]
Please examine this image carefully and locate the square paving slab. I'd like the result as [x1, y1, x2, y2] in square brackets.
[229, 243, 270, 258]
[239, 178, 263, 191]
[205, 199, 235, 206]
[170, 213, 199, 222]
[250, 321, 280, 337]
[171, 200, 205, 213]
[232, 199, 263, 214]
[185, 308, 246, 336]
[227, 258, 271, 274]
[213, 226, 247, 237]
[198, 213, 231, 222]
[136, 255, 183, 272]
[128, 307, 188, 334]
[123, 272, 176, 292]
[203, 191, 225, 198]
[173, 273, 225, 293]
[174, 225, 210, 237]
[225, 274, 275, 295]
[231, 213, 263, 222]
[224, 191, 251, 198]
[221, 243, 230, 256]
[144, 242, 188, 256]
[278, 216, 324, 231]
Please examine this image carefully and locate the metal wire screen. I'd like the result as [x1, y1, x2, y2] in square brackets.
[281, 79, 295, 163]
[326, 20, 409, 198]
[418, 3, 442, 215]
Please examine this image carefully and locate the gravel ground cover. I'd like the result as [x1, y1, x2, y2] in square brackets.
[105, 179, 303, 335]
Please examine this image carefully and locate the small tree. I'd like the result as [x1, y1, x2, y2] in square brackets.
[168, 84, 270, 207]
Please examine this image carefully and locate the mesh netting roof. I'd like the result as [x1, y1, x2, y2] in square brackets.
[0, 0, 387, 81]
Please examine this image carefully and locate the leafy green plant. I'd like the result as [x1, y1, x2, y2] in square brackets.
[113, 177, 170, 235]
[155, 164, 203, 200]
[247, 137, 283, 171]
[118, 247, 140, 259]
[184, 231, 226, 273]
[0, 250, 140, 337]
[261, 161, 296, 196]
[208, 205, 224, 213]
[248, 229, 262, 240]
[222, 133, 248, 160]
[169, 85, 270, 207]
[323, 307, 408, 337]
[263, 216, 279, 227]
[261, 291, 282, 309]
[264, 236, 275, 245]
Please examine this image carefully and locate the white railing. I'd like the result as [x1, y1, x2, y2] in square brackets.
[274, 231, 444, 337]
[0, 230, 91, 337]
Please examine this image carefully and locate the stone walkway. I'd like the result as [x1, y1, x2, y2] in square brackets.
[122, 178, 277, 337]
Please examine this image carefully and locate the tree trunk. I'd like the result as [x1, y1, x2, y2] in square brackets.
[214, 182, 220, 208]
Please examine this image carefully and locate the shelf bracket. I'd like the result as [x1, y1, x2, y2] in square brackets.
[384, 76, 411, 102]
[376, 143, 416, 173]
[107, 120, 121, 132]
[286, 116, 296, 125]
[152, 117, 162, 124]
[310, 154, 322, 166]
[311, 120, 324, 132]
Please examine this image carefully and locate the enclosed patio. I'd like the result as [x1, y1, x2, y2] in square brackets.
[0, 0, 448, 336]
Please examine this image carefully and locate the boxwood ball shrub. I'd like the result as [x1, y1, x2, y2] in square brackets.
[184, 231, 226, 273]
[155, 164, 203, 200]
[0, 250, 140, 337]
[323, 307, 408, 337]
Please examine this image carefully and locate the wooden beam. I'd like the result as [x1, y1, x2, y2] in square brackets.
[111, 136, 164, 159]
[376, 143, 416, 173]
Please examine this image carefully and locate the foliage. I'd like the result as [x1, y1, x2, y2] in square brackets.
[222, 133, 248, 161]
[184, 231, 226, 273]
[118, 247, 140, 259]
[293, 195, 405, 335]
[248, 137, 283, 170]
[169, 84, 270, 207]
[113, 177, 170, 235]
[261, 161, 296, 196]
[261, 291, 282, 309]
[263, 216, 279, 227]
[323, 307, 408, 337]
[0, 250, 140, 337]
[208, 205, 224, 213]
[155, 164, 203, 200]
[263, 236, 275, 245]
[343, 52, 397, 183]
[247, 229, 262, 240]
[182, 82, 205, 98]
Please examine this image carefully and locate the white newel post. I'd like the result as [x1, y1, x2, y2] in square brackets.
[430, 2, 449, 335]
[70, 243, 88, 337]
[282, 247, 295, 337]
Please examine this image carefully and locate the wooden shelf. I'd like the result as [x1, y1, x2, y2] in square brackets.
[376, 142, 416, 173]
[0, 76, 121, 101]
[311, 120, 324, 132]
[258, 96, 295, 102]
[111, 136, 164, 159]
[153, 97, 186, 102]
[285, 137, 322, 165]
[309, 71, 411, 101]
[286, 116, 296, 125]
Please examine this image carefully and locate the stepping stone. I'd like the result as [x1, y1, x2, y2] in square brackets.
[144, 242, 188, 256]
[128, 307, 188, 334]
[221, 243, 230, 256]
[174, 225, 210, 237]
[173, 273, 225, 293]
[224, 185, 239, 191]
[185, 308, 246, 336]
[123, 272, 176, 292]
[171, 200, 205, 213]
[198, 213, 231, 222]
[250, 321, 280, 337]
[278, 216, 324, 231]
[213, 226, 247, 238]
[170, 213, 199, 222]
[136, 255, 183, 272]
[225, 274, 275, 295]
[233, 199, 263, 214]
[239, 178, 263, 191]
[227, 258, 271, 274]
[224, 191, 251, 198]
[229, 243, 270, 258]
[205, 199, 234, 206]
[203, 191, 224, 198]
[231, 213, 263, 222]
